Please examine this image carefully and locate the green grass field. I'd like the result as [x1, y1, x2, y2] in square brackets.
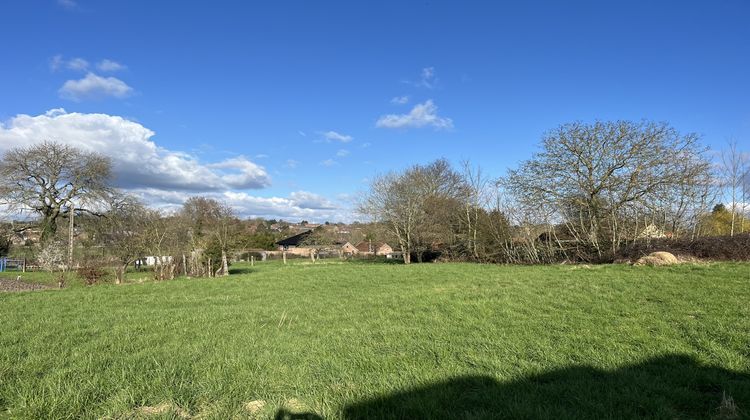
[1, 261, 748, 419]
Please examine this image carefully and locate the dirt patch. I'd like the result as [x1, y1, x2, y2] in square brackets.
[635, 251, 679, 266]
[244, 399, 266, 414]
[0, 277, 50, 292]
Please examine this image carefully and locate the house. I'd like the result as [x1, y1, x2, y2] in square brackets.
[340, 242, 357, 255]
[354, 241, 394, 256]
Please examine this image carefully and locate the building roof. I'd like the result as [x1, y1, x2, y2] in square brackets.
[276, 230, 312, 246]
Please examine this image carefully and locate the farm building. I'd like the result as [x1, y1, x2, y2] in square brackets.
[275, 231, 360, 257]
[276, 230, 314, 256]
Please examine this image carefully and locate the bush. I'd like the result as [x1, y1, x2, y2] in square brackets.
[76, 264, 109, 286]
[616, 234, 750, 262]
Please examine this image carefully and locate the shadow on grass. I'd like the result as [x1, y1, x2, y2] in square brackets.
[274, 408, 324, 420]
[228, 267, 257, 275]
[344, 257, 404, 266]
[335, 354, 748, 419]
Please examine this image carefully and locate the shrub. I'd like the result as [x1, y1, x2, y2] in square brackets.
[76, 264, 108, 286]
[617, 234, 750, 262]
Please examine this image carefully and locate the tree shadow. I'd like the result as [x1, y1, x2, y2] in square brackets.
[228, 267, 257, 275]
[341, 354, 749, 419]
[274, 408, 324, 420]
[345, 257, 404, 266]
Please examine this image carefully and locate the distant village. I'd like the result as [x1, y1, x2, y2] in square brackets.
[1, 217, 399, 265]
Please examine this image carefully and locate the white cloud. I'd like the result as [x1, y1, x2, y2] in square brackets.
[336, 149, 350, 157]
[97, 59, 126, 72]
[127, 189, 348, 221]
[361, 142, 371, 148]
[375, 100, 453, 130]
[321, 130, 353, 143]
[289, 191, 337, 210]
[207, 156, 271, 189]
[59, 73, 133, 101]
[320, 159, 338, 167]
[255, 154, 269, 159]
[298, 130, 307, 137]
[0, 109, 271, 192]
[391, 95, 409, 105]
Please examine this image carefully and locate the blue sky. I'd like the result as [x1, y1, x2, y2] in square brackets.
[1, 0, 748, 221]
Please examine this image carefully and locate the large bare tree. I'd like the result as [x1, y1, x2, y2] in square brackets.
[0, 141, 112, 243]
[506, 121, 712, 256]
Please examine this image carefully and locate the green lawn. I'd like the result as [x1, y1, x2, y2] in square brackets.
[1, 261, 748, 419]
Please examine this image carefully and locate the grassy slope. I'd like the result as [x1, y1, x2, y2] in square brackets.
[0, 261, 748, 419]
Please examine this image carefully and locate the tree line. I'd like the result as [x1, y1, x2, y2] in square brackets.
[0, 120, 748, 274]
[359, 121, 749, 263]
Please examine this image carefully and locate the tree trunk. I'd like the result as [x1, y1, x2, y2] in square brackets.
[221, 249, 229, 276]
[401, 245, 411, 264]
[115, 262, 128, 285]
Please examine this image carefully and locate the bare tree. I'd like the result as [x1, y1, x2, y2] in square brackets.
[94, 194, 150, 284]
[0, 141, 112, 243]
[359, 159, 466, 263]
[180, 197, 238, 276]
[720, 138, 748, 236]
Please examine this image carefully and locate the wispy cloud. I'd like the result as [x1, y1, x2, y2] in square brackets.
[320, 159, 338, 167]
[390, 95, 409, 105]
[49, 55, 64, 72]
[376, 99, 453, 130]
[298, 130, 307, 137]
[57, 0, 77, 9]
[320, 130, 353, 143]
[336, 149, 350, 157]
[59, 73, 134, 101]
[284, 159, 299, 169]
[404, 67, 438, 89]
[97, 59, 126, 72]
[67, 57, 89, 71]
[50, 55, 89, 72]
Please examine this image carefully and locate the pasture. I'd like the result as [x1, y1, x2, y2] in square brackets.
[1, 261, 748, 419]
